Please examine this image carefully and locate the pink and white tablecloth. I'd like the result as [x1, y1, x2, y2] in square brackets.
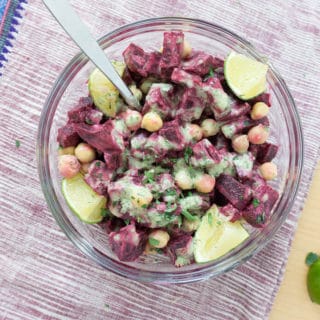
[0, 1, 319, 319]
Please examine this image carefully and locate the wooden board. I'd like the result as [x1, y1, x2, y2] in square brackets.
[270, 162, 320, 319]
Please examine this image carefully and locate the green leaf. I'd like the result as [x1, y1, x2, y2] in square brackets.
[256, 213, 265, 224]
[252, 198, 260, 208]
[209, 67, 215, 78]
[141, 204, 148, 209]
[306, 252, 319, 266]
[166, 188, 177, 196]
[184, 146, 193, 164]
[143, 171, 155, 184]
[124, 219, 130, 225]
[181, 209, 198, 221]
[15, 140, 21, 148]
[149, 237, 160, 247]
[100, 208, 110, 217]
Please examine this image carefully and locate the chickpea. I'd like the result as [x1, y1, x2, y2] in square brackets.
[232, 135, 249, 154]
[175, 169, 193, 190]
[81, 162, 91, 174]
[74, 143, 96, 163]
[248, 125, 269, 144]
[149, 230, 170, 248]
[186, 123, 203, 141]
[58, 155, 80, 178]
[201, 119, 220, 137]
[194, 174, 215, 193]
[251, 102, 269, 120]
[129, 84, 143, 101]
[182, 40, 192, 58]
[141, 112, 163, 132]
[120, 109, 142, 131]
[182, 216, 201, 232]
[58, 146, 75, 156]
[259, 162, 278, 180]
[130, 186, 153, 208]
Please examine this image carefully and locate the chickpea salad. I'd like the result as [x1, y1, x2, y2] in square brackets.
[57, 31, 279, 267]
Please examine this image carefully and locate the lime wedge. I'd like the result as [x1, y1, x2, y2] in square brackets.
[194, 205, 249, 263]
[224, 51, 268, 100]
[62, 173, 107, 224]
[88, 61, 126, 117]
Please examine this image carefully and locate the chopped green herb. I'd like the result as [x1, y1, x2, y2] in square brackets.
[165, 203, 177, 213]
[217, 220, 222, 226]
[95, 161, 101, 167]
[166, 189, 177, 196]
[143, 171, 155, 184]
[187, 191, 193, 197]
[181, 210, 198, 221]
[156, 199, 161, 204]
[131, 196, 135, 200]
[256, 213, 265, 224]
[100, 208, 110, 217]
[184, 146, 193, 164]
[141, 204, 148, 209]
[15, 140, 21, 148]
[149, 237, 160, 247]
[252, 198, 260, 208]
[124, 219, 130, 225]
[85, 118, 93, 125]
[155, 248, 163, 254]
[164, 211, 173, 221]
[209, 67, 215, 78]
[306, 252, 319, 266]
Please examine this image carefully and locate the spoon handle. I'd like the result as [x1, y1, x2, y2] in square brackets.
[43, 0, 140, 109]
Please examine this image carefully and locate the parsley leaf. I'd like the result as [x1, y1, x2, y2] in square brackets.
[166, 189, 177, 196]
[209, 67, 215, 78]
[181, 210, 198, 221]
[305, 252, 319, 266]
[15, 140, 21, 148]
[149, 237, 160, 247]
[252, 198, 260, 208]
[143, 171, 155, 184]
[100, 208, 110, 218]
[184, 146, 193, 164]
[124, 219, 130, 225]
[256, 213, 265, 224]
[141, 204, 148, 209]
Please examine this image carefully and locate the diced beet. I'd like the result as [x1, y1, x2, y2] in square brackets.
[144, 51, 162, 77]
[171, 68, 202, 88]
[160, 32, 184, 76]
[104, 150, 123, 171]
[243, 168, 267, 190]
[57, 123, 80, 147]
[84, 160, 114, 195]
[242, 185, 279, 227]
[210, 133, 231, 151]
[221, 116, 269, 139]
[166, 233, 194, 267]
[190, 139, 221, 167]
[181, 51, 223, 76]
[233, 152, 254, 180]
[158, 119, 185, 148]
[213, 189, 230, 206]
[217, 101, 251, 122]
[216, 174, 252, 210]
[175, 87, 206, 122]
[220, 203, 242, 222]
[250, 142, 279, 164]
[123, 43, 149, 77]
[74, 120, 124, 153]
[250, 93, 271, 107]
[68, 101, 103, 125]
[122, 67, 134, 85]
[109, 224, 148, 262]
[142, 83, 174, 119]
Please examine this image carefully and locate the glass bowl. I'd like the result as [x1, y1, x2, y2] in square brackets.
[37, 17, 303, 284]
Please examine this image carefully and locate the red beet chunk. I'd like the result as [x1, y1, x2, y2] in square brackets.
[74, 120, 124, 153]
[67, 97, 93, 123]
[103, 217, 126, 234]
[182, 51, 223, 76]
[242, 185, 279, 227]
[109, 224, 148, 262]
[217, 101, 251, 122]
[103, 150, 124, 171]
[250, 142, 279, 164]
[158, 119, 185, 147]
[84, 160, 114, 195]
[250, 93, 271, 107]
[175, 87, 206, 122]
[160, 32, 184, 74]
[57, 123, 80, 147]
[220, 203, 242, 222]
[142, 83, 174, 119]
[166, 233, 194, 267]
[192, 139, 221, 163]
[216, 174, 252, 210]
[144, 51, 162, 77]
[123, 43, 149, 77]
[210, 133, 232, 151]
[171, 68, 202, 88]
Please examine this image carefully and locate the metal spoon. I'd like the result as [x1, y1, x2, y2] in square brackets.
[43, 0, 140, 109]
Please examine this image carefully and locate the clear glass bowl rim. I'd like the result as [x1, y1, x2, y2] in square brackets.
[37, 17, 303, 284]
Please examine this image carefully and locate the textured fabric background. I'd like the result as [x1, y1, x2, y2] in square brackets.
[0, 1, 320, 319]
